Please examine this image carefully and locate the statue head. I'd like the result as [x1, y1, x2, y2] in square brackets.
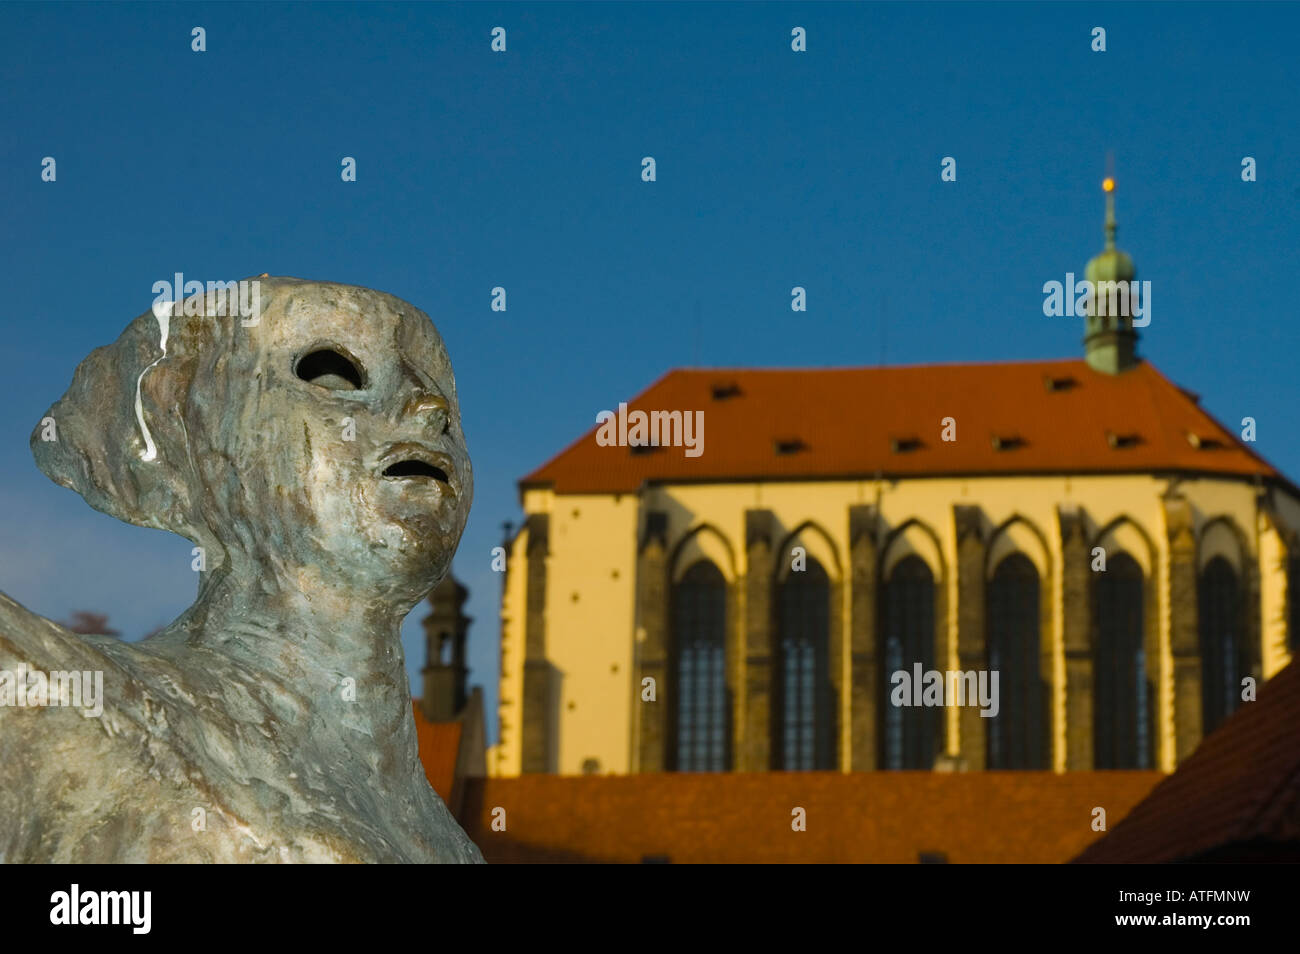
[31, 277, 472, 611]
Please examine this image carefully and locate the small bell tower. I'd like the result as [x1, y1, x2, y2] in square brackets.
[421, 572, 471, 722]
[1083, 176, 1140, 374]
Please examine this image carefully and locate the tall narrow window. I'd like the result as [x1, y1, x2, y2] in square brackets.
[1093, 552, 1152, 769]
[776, 559, 833, 770]
[986, 553, 1047, 769]
[880, 555, 938, 770]
[1199, 556, 1245, 736]
[670, 560, 728, 771]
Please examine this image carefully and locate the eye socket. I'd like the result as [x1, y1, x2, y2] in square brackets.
[296, 347, 366, 391]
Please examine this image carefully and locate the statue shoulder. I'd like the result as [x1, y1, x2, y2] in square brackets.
[0, 589, 146, 684]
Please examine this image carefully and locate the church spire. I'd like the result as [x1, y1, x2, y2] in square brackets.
[1103, 176, 1117, 250]
[1083, 175, 1139, 374]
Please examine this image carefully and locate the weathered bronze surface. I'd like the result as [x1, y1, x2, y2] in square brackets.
[0, 277, 483, 862]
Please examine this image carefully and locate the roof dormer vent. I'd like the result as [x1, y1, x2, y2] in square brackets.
[711, 382, 742, 401]
[1187, 432, 1225, 450]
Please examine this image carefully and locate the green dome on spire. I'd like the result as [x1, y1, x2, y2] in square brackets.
[1085, 247, 1135, 284]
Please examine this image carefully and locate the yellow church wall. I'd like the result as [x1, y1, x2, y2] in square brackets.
[488, 518, 531, 777]
[1258, 517, 1288, 680]
[497, 471, 1300, 777]
[541, 493, 639, 775]
[1257, 489, 1300, 679]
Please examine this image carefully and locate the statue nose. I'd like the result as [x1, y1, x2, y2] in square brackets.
[404, 390, 450, 433]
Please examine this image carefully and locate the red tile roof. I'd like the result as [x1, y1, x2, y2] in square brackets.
[521, 360, 1282, 495]
[1075, 659, 1300, 863]
[458, 771, 1163, 863]
[411, 702, 462, 803]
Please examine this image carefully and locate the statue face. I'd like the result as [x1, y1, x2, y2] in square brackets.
[200, 283, 473, 601]
[33, 278, 471, 610]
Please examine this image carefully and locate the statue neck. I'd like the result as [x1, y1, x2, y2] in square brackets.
[149, 561, 418, 757]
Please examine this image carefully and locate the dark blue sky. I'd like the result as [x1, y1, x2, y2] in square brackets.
[3, 2, 1298, 745]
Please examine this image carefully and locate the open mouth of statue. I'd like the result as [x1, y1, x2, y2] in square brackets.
[378, 444, 455, 493]
[382, 459, 450, 482]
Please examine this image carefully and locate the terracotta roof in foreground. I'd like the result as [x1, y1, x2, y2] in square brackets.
[411, 702, 462, 803]
[521, 359, 1281, 495]
[458, 771, 1163, 863]
[1075, 659, 1300, 863]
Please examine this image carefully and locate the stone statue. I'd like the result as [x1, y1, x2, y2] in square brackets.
[0, 277, 484, 862]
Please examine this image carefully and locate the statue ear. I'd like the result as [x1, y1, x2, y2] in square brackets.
[30, 308, 217, 556]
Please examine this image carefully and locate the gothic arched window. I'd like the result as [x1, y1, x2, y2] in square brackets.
[776, 558, 833, 770]
[1199, 555, 1245, 736]
[670, 560, 729, 771]
[880, 555, 938, 770]
[986, 553, 1047, 769]
[1093, 552, 1152, 769]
